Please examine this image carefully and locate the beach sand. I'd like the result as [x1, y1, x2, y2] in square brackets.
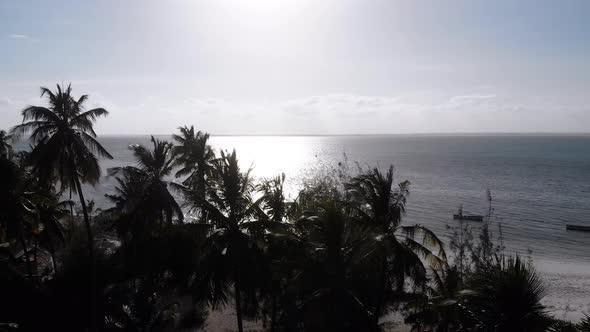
[199, 303, 411, 332]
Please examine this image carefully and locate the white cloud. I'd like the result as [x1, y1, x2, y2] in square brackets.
[438, 94, 498, 112]
[7, 34, 39, 42]
[279, 94, 403, 117]
[8, 34, 29, 39]
[2, 87, 589, 135]
[447, 94, 496, 105]
[184, 98, 226, 114]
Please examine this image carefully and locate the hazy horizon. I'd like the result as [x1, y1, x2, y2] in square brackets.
[2, 0, 590, 135]
[96, 132, 590, 137]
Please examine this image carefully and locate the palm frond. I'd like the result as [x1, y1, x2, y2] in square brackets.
[77, 131, 113, 159]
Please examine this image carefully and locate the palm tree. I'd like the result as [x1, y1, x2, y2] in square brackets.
[257, 173, 292, 223]
[107, 136, 183, 238]
[172, 126, 216, 221]
[465, 256, 549, 331]
[104, 278, 180, 331]
[198, 150, 263, 332]
[35, 193, 72, 274]
[347, 166, 446, 328]
[0, 130, 13, 159]
[0, 158, 36, 277]
[10, 84, 112, 330]
[294, 202, 378, 331]
[578, 316, 590, 331]
[405, 264, 475, 331]
[251, 173, 299, 331]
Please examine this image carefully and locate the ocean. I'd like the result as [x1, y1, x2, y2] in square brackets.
[70, 134, 590, 320]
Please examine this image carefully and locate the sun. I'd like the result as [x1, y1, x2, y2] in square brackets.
[219, 0, 307, 18]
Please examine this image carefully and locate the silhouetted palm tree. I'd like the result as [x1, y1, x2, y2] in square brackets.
[104, 278, 179, 331]
[294, 202, 377, 331]
[241, 173, 294, 239]
[172, 126, 215, 185]
[348, 166, 446, 328]
[257, 173, 293, 223]
[172, 126, 216, 221]
[0, 158, 36, 277]
[199, 150, 263, 332]
[466, 256, 549, 331]
[10, 84, 112, 330]
[35, 193, 72, 274]
[250, 173, 299, 331]
[107, 136, 183, 237]
[105, 167, 141, 208]
[0, 130, 13, 159]
[406, 264, 475, 331]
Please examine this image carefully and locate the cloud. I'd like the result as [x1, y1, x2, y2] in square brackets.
[5, 87, 585, 135]
[8, 34, 30, 39]
[7, 34, 39, 42]
[448, 94, 496, 103]
[279, 94, 403, 117]
[439, 94, 497, 112]
[184, 98, 226, 114]
[446, 94, 496, 106]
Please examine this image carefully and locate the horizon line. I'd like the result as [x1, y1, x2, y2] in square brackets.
[98, 131, 590, 137]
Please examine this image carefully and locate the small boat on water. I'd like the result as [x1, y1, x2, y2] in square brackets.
[453, 214, 484, 222]
[453, 205, 484, 221]
[566, 224, 590, 232]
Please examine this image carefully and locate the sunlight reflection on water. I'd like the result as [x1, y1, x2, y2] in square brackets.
[81, 134, 590, 320]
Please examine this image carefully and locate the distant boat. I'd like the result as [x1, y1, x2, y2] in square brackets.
[453, 214, 484, 222]
[566, 224, 590, 232]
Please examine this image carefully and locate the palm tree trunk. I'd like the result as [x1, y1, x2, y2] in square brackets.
[33, 238, 38, 274]
[197, 174, 207, 223]
[73, 175, 98, 332]
[45, 233, 59, 274]
[69, 188, 73, 217]
[50, 249, 58, 275]
[373, 256, 388, 331]
[233, 266, 244, 332]
[270, 294, 278, 332]
[18, 235, 33, 278]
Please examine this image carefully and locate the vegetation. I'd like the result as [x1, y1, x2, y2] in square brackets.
[1, 85, 587, 331]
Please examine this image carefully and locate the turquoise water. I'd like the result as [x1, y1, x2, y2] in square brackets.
[75, 134, 590, 319]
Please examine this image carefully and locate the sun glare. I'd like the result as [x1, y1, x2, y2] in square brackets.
[218, 0, 309, 20]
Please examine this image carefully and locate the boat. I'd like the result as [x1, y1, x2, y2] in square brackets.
[453, 206, 484, 221]
[453, 214, 484, 222]
[566, 224, 590, 232]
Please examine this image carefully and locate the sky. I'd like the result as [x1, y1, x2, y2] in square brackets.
[1, 0, 590, 135]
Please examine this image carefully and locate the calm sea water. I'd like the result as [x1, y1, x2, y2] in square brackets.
[74, 135, 590, 320]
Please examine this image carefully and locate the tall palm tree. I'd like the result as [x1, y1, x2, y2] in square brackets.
[172, 126, 215, 221]
[10, 84, 112, 330]
[107, 136, 183, 237]
[199, 150, 263, 332]
[250, 173, 299, 331]
[347, 166, 446, 328]
[294, 202, 378, 331]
